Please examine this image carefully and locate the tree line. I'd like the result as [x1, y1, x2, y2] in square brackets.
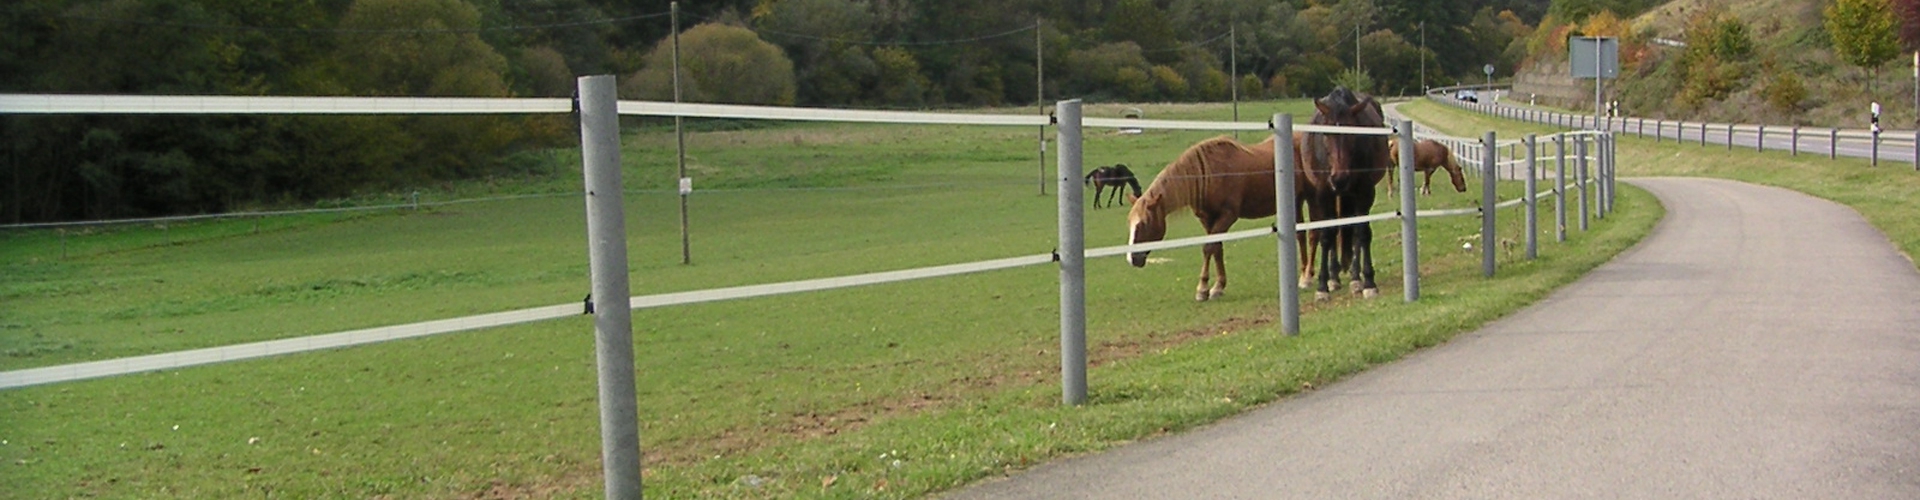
[1, 0, 1566, 223]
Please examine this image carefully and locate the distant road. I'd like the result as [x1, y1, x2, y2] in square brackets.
[941, 177, 1920, 499]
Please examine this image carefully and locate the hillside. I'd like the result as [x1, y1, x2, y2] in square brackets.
[1523, 0, 1914, 129]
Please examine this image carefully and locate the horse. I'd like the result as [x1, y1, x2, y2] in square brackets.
[1124, 134, 1318, 301]
[1385, 138, 1468, 196]
[1084, 164, 1142, 208]
[1299, 87, 1392, 300]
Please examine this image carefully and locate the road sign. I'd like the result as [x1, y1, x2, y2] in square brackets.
[1570, 37, 1619, 79]
[1484, 64, 1495, 76]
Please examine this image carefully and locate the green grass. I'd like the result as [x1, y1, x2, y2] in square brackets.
[0, 100, 1656, 499]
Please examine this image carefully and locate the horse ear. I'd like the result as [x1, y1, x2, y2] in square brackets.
[1313, 97, 1334, 117]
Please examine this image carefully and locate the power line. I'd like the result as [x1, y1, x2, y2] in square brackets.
[751, 24, 1037, 47]
[55, 11, 672, 35]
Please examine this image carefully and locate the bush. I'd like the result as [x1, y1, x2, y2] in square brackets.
[623, 23, 797, 106]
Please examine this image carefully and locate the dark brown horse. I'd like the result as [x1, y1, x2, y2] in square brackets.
[1300, 87, 1391, 300]
[1125, 135, 1317, 301]
[1084, 164, 1142, 208]
[1386, 138, 1468, 195]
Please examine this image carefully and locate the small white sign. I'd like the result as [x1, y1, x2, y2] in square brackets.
[678, 177, 692, 195]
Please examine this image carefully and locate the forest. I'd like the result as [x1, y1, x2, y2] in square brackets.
[2, 0, 1652, 223]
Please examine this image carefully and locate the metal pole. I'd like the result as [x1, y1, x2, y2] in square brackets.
[1756, 125, 1765, 152]
[1655, 120, 1662, 143]
[1482, 131, 1497, 277]
[1037, 20, 1047, 196]
[1056, 99, 1086, 406]
[1230, 25, 1239, 138]
[1399, 120, 1420, 302]
[1831, 128, 1838, 159]
[577, 74, 643, 500]
[1792, 126, 1799, 155]
[1726, 123, 1733, 150]
[1608, 134, 1618, 213]
[1873, 129, 1881, 167]
[1275, 115, 1300, 334]
[1578, 135, 1590, 232]
[1556, 134, 1567, 242]
[672, 2, 690, 265]
[1525, 134, 1538, 260]
[1913, 129, 1918, 171]
[1596, 135, 1608, 219]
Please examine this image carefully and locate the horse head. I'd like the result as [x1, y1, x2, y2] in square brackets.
[1312, 87, 1389, 193]
[1125, 191, 1167, 268]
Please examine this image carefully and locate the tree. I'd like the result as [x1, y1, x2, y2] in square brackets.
[623, 22, 797, 105]
[1826, 0, 1901, 92]
[755, 0, 878, 105]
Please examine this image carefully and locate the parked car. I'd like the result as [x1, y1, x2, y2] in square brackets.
[1455, 90, 1478, 103]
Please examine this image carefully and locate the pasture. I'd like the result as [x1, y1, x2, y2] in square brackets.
[1, 100, 1656, 498]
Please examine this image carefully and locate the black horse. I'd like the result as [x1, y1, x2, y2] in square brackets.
[1083, 164, 1143, 209]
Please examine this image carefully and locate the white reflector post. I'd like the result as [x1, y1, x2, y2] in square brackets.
[578, 75, 643, 500]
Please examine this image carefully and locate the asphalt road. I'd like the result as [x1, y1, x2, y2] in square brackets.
[941, 177, 1920, 499]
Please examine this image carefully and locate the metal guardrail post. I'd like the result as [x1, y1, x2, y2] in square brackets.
[1872, 129, 1881, 167]
[1756, 125, 1765, 152]
[1399, 120, 1420, 302]
[1056, 99, 1087, 406]
[1275, 115, 1300, 334]
[1792, 126, 1799, 156]
[1525, 134, 1538, 260]
[1726, 124, 1734, 150]
[1655, 120, 1662, 143]
[576, 74, 644, 500]
[1831, 128, 1838, 159]
[1482, 131, 1497, 278]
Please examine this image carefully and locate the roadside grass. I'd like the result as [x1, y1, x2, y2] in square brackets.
[1, 100, 1654, 498]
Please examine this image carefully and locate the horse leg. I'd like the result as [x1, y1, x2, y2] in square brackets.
[1421, 169, 1435, 196]
[1356, 223, 1379, 298]
[1195, 242, 1217, 302]
[1092, 184, 1107, 208]
[1314, 226, 1338, 301]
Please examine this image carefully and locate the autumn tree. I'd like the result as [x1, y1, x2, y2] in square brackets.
[623, 23, 797, 106]
[1827, 0, 1901, 92]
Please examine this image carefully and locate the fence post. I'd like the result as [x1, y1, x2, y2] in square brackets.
[1056, 99, 1087, 406]
[1792, 126, 1799, 156]
[1556, 134, 1567, 243]
[1701, 122, 1708, 146]
[1608, 133, 1618, 213]
[1578, 135, 1591, 232]
[1831, 128, 1838, 159]
[1596, 135, 1609, 219]
[576, 74, 644, 500]
[1655, 120, 1662, 143]
[1275, 115, 1300, 334]
[1482, 131, 1497, 278]
[1525, 134, 1538, 260]
[1726, 123, 1734, 150]
[1756, 125, 1765, 152]
[1913, 129, 1918, 171]
[1872, 129, 1881, 167]
[1398, 120, 1420, 302]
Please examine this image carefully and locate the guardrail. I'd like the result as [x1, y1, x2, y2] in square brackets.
[1424, 86, 1920, 168]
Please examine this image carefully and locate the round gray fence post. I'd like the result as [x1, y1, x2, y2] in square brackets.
[1525, 134, 1539, 260]
[576, 74, 644, 500]
[1598, 134, 1610, 219]
[1399, 120, 1420, 302]
[1482, 131, 1497, 278]
[1792, 126, 1799, 156]
[1578, 135, 1591, 232]
[1275, 115, 1300, 335]
[1872, 129, 1881, 167]
[1726, 123, 1734, 150]
[1831, 128, 1839, 159]
[1655, 120, 1662, 143]
[1055, 99, 1087, 406]
[1756, 125, 1765, 152]
[1913, 129, 1918, 171]
[1556, 134, 1567, 243]
[1608, 133, 1619, 213]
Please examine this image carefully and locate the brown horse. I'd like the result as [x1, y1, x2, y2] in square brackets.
[1386, 138, 1468, 195]
[1125, 135, 1317, 301]
[1299, 87, 1391, 300]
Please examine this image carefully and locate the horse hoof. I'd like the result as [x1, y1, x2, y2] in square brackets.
[1348, 280, 1363, 292]
[1209, 288, 1225, 300]
[1297, 277, 1312, 290]
[1361, 288, 1380, 299]
[1195, 291, 1211, 302]
[1314, 291, 1330, 302]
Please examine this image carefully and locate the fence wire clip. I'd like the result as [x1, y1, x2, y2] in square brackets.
[582, 293, 594, 315]
[1048, 112, 1057, 125]
[1050, 249, 1061, 262]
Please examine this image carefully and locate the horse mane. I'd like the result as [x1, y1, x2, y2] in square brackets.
[1133, 136, 1249, 218]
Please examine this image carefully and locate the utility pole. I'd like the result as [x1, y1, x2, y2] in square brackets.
[1036, 19, 1046, 196]
[1419, 22, 1426, 94]
[672, 1, 690, 265]
[1231, 24, 1239, 137]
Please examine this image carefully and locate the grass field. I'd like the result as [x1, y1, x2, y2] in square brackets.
[1, 99, 1658, 499]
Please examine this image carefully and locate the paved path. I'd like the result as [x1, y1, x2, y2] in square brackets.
[942, 177, 1920, 499]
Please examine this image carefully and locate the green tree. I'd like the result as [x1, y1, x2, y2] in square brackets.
[624, 23, 797, 106]
[755, 0, 878, 105]
[1827, 0, 1901, 92]
[1104, 0, 1180, 64]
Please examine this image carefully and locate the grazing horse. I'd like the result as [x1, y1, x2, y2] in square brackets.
[1299, 87, 1391, 300]
[1386, 138, 1469, 195]
[1125, 135, 1317, 301]
[1083, 164, 1143, 208]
